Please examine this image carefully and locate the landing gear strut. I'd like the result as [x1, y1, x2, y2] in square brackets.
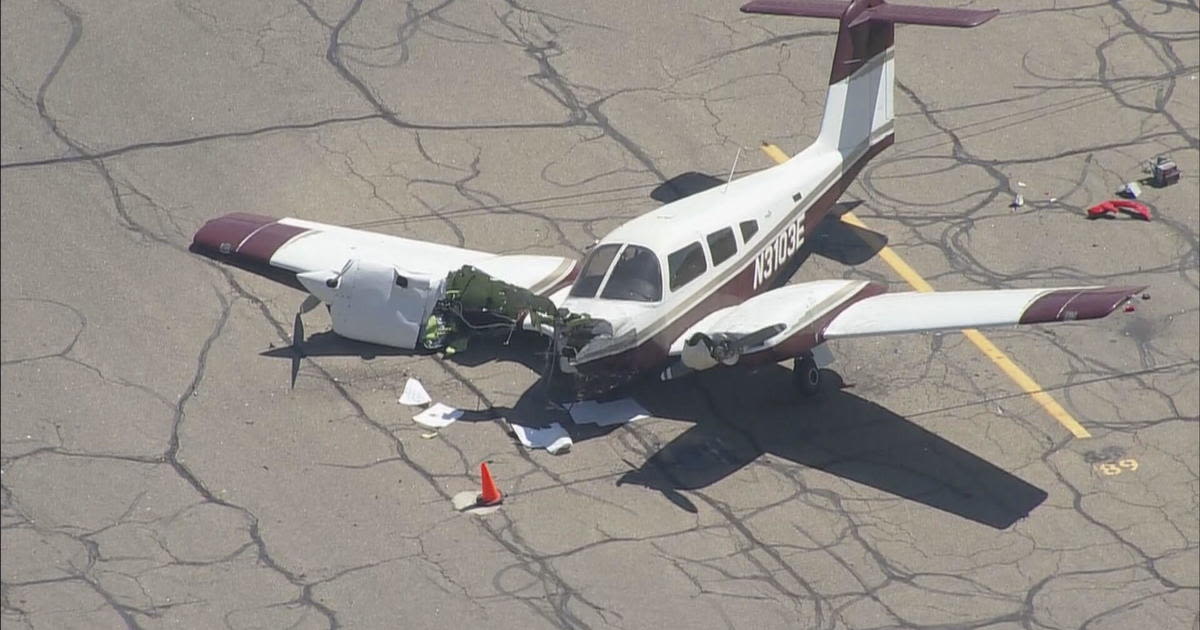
[793, 352, 821, 395]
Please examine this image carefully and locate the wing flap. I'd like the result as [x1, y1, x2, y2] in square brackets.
[822, 286, 1144, 339]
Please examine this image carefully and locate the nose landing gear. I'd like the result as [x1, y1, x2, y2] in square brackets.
[793, 352, 821, 396]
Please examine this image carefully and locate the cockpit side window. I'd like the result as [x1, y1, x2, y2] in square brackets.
[668, 242, 707, 291]
[707, 227, 737, 266]
[569, 244, 620, 298]
[739, 220, 759, 242]
[600, 245, 662, 302]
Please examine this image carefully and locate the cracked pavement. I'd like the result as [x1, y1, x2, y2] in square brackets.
[2, 0, 1197, 628]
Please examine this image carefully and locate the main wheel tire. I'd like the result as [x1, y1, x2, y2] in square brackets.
[793, 354, 821, 396]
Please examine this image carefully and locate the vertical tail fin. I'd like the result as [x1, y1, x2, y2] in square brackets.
[741, 0, 996, 155]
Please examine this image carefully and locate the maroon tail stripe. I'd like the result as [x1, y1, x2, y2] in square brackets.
[1019, 286, 1145, 324]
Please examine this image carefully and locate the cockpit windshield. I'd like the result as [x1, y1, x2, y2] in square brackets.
[601, 245, 662, 302]
[569, 244, 619, 298]
[567, 243, 662, 302]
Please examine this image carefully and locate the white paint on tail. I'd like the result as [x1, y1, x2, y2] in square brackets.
[814, 49, 895, 155]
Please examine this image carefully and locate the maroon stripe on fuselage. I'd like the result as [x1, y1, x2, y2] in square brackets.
[573, 136, 894, 395]
[540, 265, 581, 297]
[807, 135, 892, 235]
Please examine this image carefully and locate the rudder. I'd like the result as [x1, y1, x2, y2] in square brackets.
[741, 0, 996, 155]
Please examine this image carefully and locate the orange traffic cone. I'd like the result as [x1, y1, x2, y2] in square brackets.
[477, 462, 503, 506]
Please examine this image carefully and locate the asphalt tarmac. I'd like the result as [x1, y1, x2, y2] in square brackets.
[2, 1, 1197, 628]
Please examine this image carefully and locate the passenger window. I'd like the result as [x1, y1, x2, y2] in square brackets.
[668, 242, 707, 291]
[569, 244, 620, 298]
[739, 220, 759, 242]
[600, 245, 662, 302]
[707, 228, 737, 266]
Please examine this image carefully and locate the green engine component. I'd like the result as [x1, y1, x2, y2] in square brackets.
[443, 265, 558, 326]
[422, 265, 610, 357]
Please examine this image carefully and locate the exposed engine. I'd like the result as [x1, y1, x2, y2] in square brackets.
[421, 266, 612, 362]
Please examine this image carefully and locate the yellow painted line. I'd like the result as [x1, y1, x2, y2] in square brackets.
[762, 143, 1091, 438]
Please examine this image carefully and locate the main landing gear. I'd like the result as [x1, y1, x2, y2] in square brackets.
[792, 352, 821, 396]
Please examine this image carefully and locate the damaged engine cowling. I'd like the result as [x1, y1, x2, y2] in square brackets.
[424, 265, 612, 359]
[296, 259, 444, 349]
[296, 261, 611, 361]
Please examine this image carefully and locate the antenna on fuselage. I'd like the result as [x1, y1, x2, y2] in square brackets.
[723, 147, 743, 194]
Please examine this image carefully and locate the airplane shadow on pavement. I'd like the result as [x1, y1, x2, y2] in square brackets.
[614, 366, 1048, 530]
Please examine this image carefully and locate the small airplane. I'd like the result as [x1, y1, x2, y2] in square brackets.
[192, 0, 1143, 402]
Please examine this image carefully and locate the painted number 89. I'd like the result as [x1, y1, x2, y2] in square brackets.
[1097, 459, 1139, 476]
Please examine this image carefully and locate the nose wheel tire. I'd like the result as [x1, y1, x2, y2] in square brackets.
[793, 353, 821, 396]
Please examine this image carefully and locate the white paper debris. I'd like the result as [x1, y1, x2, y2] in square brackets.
[399, 378, 432, 406]
[413, 403, 462, 429]
[512, 423, 572, 455]
[569, 398, 649, 427]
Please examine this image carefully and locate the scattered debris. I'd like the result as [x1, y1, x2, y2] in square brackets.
[399, 377, 432, 406]
[568, 398, 649, 427]
[1145, 155, 1180, 188]
[512, 423, 573, 455]
[413, 402, 463, 429]
[1087, 200, 1152, 221]
[1116, 182, 1141, 199]
[1016, 181, 1026, 188]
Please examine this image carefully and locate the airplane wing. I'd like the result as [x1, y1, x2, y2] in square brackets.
[669, 280, 1143, 373]
[191, 213, 577, 296]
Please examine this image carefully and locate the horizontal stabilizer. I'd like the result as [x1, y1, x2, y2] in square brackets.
[822, 286, 1144, 340]
[741, 0, 998, 27]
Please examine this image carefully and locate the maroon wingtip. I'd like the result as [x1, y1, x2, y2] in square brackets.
[192, 213, 275, 254]
[1019, 286, 1146, 325]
